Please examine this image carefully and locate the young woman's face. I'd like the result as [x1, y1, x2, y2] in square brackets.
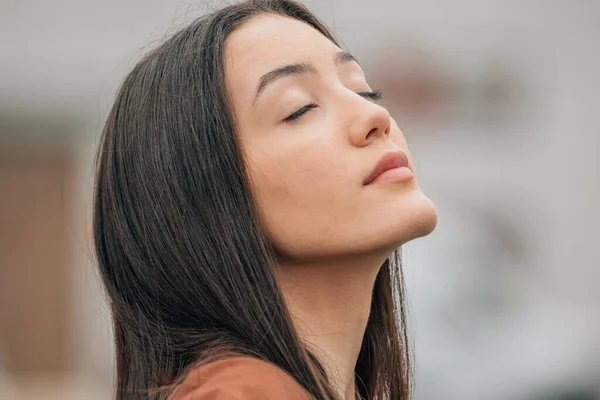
[224, 15, 437, 261]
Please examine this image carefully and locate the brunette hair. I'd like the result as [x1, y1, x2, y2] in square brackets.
[93, 1, 411, 398]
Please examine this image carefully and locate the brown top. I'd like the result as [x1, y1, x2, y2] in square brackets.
[169, 357, 311, 400]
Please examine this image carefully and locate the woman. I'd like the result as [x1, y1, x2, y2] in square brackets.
[93, 0, 437, 399]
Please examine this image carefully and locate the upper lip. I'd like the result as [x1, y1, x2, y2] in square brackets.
[363, 150, 409, 185]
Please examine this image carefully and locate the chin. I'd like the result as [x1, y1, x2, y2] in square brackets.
[407, 192, 438, 239]
[379, 189, 438, 249]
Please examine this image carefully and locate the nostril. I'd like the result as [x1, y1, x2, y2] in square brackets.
[366, 128, 378, 141]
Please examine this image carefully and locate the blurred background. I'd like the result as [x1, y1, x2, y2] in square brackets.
[0, 0, 598, 399]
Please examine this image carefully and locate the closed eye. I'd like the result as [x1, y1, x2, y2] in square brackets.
[283, 89, 384, 123]
[358, 89, 384, 102]
[283, 103, 319, 122]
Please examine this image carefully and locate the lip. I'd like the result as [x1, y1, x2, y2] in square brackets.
[363, 150, 411, 185]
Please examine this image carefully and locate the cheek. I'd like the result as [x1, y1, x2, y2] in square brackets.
[244, 138, 359, 256]
[248, 140, 346, 207]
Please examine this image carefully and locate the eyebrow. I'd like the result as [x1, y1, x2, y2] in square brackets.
[252, 51, 359, 106]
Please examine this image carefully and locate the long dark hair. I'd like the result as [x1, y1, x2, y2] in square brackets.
[93, 1, 411, 399]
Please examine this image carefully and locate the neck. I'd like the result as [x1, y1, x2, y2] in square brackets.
[277, 252, 388, 400]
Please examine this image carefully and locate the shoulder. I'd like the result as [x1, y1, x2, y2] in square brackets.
[169, 357, 311, 400]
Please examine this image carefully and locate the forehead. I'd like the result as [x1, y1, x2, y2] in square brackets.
[224, 14, 340, 94]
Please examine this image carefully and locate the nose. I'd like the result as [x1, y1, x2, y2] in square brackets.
[347, 95, 391, 147]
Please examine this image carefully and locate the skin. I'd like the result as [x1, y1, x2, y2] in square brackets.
[225, 14, 438, 399]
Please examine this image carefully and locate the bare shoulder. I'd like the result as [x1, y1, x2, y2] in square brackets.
[169, 357, 311, 400]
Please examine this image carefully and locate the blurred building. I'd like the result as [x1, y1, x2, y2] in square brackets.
[1, 1, 598, 399]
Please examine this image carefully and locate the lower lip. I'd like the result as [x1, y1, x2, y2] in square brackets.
[369, 167, 414, 185]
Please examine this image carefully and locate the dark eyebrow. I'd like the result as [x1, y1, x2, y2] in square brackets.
[252, 51, 360, 106]
[253, 63, 316, 106]
[336, 51, 359, 66]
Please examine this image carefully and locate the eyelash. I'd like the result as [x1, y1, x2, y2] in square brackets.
[283, 89, 384, 123]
